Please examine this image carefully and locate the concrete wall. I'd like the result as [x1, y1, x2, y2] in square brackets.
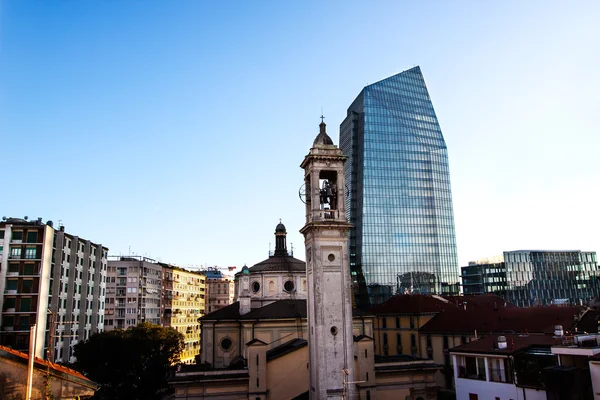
[590, 360, 600, 400]
[266, 345, 309, 400]
[0, 354, 95, 399]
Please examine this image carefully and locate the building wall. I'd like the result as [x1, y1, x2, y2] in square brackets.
[589, 360, 600, 400]
[201, 316, 374, 369]
[374, 314, 436, 357]
[161, 265, 206, 364]
[0, 220, 107, 362]
[239, 272, 307, 308]
[204, 272, 235, 314]
[105, 257, 162, 331]
[266, 345, 309, 400]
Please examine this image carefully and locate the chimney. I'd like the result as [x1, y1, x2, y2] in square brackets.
[554, 325, 564, 337]
[497, 336, 507, 349]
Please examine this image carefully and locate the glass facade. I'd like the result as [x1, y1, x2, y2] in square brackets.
[503, 250, 599, 307]
[339, 66, 459, 307]
[461, 262, 507, 295]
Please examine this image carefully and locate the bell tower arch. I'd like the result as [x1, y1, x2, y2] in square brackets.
[300, 120, 354, 400]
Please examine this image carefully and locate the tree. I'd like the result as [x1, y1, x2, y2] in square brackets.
[73, 323, 184, 400]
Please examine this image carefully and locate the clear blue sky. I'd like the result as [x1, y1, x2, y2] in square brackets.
[1, 1, 599, 270]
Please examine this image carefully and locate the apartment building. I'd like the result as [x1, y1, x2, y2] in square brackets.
[105, 256, 161, 330]
[160, 263, 206, 364]
[0, 217, 108, 363]
[202, 268, 234, 313]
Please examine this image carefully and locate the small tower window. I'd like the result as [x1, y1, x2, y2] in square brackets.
[251, 281, 260, 293]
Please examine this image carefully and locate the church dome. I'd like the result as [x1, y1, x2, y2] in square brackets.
[275, 222, 286, 233]
[313, 121, 334, 146]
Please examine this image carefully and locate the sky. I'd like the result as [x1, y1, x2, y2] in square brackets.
[1, 1, 599, 272]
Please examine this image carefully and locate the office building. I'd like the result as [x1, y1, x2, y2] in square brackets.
[105, 256, 162, 330]
[0, 217, 108, 363]
[460, 250, 599, 307]
[339, 66, 459, 307]
[503, 250, 599, 307]
[160, 263, 206, 364]
[460, 257, 506, 296]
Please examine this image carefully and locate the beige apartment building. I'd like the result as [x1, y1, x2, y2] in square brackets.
[202, 268, 235, 313]
[160, 263, 206, 364]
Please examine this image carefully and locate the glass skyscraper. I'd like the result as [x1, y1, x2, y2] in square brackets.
[339, 66, 459, 307]
[503, 250, 599, 307]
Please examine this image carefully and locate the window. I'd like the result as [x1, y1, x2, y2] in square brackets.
[443, 335, 449, 349]
[409, 317, 415, 329]
[10, 247, 21, 259]
[251, 281, 260, 293]
[23, 264, 35, 275]
[0, 230, 4, 239]
[382, 318, 387, 329]
[395, 316, 400, 328]
[20, 298, 31, 312]
[383, 333, 388, 345]
[0, 245, 3, 255]
[396, 333, 402, 354]
[24, 247, 37, 259]
[22, 280, 33, 293]
[26, 231, 37, 243]
[12, 231, 23, 241]
[3, 298, 16, 310]
[284, 280, 295, 292]
[220, 337, 233, 352]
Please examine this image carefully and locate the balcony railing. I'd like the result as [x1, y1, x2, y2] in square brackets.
[489, 368, 512, 383]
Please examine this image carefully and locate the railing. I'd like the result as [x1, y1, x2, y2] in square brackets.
[489, 368, 512, 383]
[457, 367, 485, 381]
[309, 209, 342, 222]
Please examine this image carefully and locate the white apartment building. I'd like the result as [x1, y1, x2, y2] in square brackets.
[0, 217, 108, 363]
[105, 256, 162, 330]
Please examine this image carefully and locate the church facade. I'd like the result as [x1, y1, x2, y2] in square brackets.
[169, 122, 441, 400]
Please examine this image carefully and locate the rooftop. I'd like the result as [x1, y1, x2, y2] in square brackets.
[449, 334, 558, 355]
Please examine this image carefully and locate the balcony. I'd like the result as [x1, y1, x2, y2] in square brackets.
[489, 368, 513, 383]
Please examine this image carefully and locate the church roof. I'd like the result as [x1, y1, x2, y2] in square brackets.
[200, 300, 307, 321]
[245, 255, 306, 274]
[313, 121, 334, 146]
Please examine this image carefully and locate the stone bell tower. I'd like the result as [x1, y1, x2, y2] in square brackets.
[300, 119, 354, 400]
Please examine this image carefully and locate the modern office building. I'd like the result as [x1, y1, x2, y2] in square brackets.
[339, 66, 459, 307]
[461, 258, 506, 296]
[504, 250, 599, 307]
[160, 263, 206, 364]
[461, 251, 599, 307]
[105, 256, 162, 330]
[0, 217, 108, 363]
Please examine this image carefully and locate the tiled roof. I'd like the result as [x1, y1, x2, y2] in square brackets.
[202, 299, 369, 322]
[237, 255, 306, 275]
[370, 294, 453, 315]
[266, 338, 308, 361]
[370, 294, 514, 316]
[243, 300, 307, 320]
[0, 345, 97, 389]
[420, 305, 584, 335]
[442, 295, 518, 310]
[200, 302, 241, 320]
[449, 334, 558, 355]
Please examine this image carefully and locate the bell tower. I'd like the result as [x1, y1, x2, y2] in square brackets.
[300, 119, 354, 400]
